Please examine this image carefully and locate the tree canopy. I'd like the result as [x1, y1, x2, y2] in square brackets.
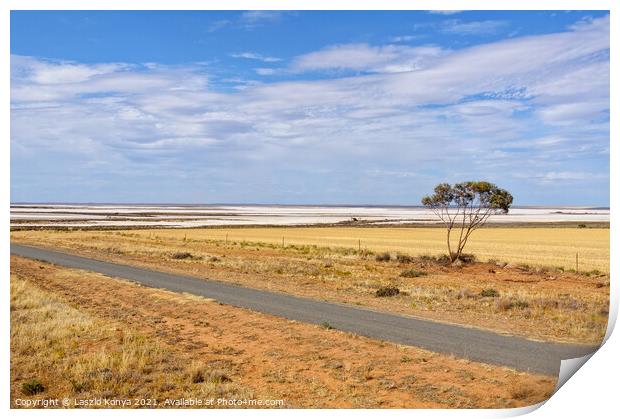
[422, 181, 513, 262]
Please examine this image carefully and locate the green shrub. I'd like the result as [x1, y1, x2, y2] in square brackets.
[375, 287, 400, 297]
[22, 379, 45, 395]
[321, 321, 334, 330]
[480, 288, 500, 298]
[584, 269, 603, 277]
[457, 253, 476, 263]
[417, 254, 451, 265]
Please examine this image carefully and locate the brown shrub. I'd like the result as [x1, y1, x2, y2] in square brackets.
[495, 298, 514, 311]
[400, 269, 427, 278]
[396, 253, 414, 264]
[457, 253, 476, 264]
[375, 287, 400, 297]
[457, 288, 477, 299]
[170, 252, 195, 260]
[510, 383, 536, 400]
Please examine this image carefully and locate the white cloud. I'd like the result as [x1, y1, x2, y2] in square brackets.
[231, 52, 282, 62]
[514, 171, 609, 184]
[290, 43, 446, 74]
[239, 11, 287, 28]
[11, 55, 127, 84]
[439, 19, 509, 35]
[428, 10, 463, 15]
[207, 11, 290, 32]
[537, 100, 608, 125]
[10, 15, 609, 203]
[390, 35, 419, 43]
[207, 19, 231, 32]
[11, 58, 209, 103]
[255, 68, 277, 75]
[542, 171, 604, 181]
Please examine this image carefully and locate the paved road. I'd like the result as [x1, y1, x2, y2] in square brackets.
[11, 243, 598, 375]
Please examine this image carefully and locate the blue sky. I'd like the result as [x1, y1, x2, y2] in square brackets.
[10, 10, 610, 205]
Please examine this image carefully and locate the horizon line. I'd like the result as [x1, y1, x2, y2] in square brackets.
[10, 202, 611, 210]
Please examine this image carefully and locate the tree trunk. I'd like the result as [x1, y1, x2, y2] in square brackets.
[446, 227, 455, 261]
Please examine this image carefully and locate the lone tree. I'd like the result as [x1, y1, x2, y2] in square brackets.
[422, 181, 513, 263]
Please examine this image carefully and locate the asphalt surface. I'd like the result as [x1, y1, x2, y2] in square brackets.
[11, 243, 598, 375]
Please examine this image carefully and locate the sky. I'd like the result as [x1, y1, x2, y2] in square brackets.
[10, 10, 610, 206]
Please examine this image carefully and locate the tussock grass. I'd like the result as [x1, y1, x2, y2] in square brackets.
[400, 269, 428, 278]
[402, 285, 607, 342]
[10, 276, 252, 407]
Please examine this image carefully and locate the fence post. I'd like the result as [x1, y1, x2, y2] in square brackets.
[576, 252, 579, 273]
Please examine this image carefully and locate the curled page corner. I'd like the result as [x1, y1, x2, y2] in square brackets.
[520, 311, 614, 413]
[554, 352, 596, 393]
[499, 351, 599, 417]
[498, 401, 546, 417]
[551, 310, 616, 395]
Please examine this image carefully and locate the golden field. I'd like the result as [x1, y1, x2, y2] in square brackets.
[129, 227, 608, 272]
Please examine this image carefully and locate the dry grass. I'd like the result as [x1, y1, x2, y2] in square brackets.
[10, 274, 254, 408]
[11, 256, 557, 408]
[10, 229, 609, 344]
